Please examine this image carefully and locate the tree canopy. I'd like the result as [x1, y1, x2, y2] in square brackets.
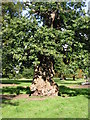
[2, 1, 90, 79]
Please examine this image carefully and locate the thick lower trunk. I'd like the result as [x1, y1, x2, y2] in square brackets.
[73, 75, 75, 80]
[30, 57, 59, 96]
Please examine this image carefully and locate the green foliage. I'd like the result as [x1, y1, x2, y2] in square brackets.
[2, 1, 89, 78]
[2, 2, 24, 18]
[2, 15, 38, 78]
[22, 68, 34, 79]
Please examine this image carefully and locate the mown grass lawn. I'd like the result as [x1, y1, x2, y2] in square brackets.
[1, 79, 32, 87]
[1, 78, 89, 118]
[54, 78, 86, 87]
[2, 95, 88, 118]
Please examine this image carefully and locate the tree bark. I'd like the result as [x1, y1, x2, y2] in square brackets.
[73, 75, 75, 80]
[30, 56, 59, 96]
[63, 75, 66, 80]
[51, 12, 55, 28]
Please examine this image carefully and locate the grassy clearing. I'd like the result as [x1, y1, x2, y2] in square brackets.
[54, 78, 86, 87]
[2, 95, 88, 118]
[2, 78, 88, 96]
[2, 86, 30, 95]
[2, 85, 89, 97]
[1, 79, 32, 86]
[1, 78, 89, 118]
[1, 78, 86, 87]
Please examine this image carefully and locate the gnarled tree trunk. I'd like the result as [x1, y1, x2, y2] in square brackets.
[30, 56, 59, 96]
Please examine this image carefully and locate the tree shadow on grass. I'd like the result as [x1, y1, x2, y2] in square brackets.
[59, 85, 90, 97]
[2, 86, 31, 106]
[2, 80, 32, 84]
[64, 78, 81, 81]
[18, 80, 33, 83]
[54, 78, 83, 82]
[2, 86, 31, 95]
[59, 82, 82, 85]
[1, 80, 20, 84]
[1, 95, 19, 107]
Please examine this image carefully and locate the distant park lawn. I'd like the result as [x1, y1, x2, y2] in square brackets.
[1, 78, 89, 118]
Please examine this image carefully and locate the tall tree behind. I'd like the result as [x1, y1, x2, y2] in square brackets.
[2, 1, 25, 78]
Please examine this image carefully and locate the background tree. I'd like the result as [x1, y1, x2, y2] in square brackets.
[2, 1, 32, 78]
[2, 15, 38, 78]
[2, 2, 25, 18]
[71, 16, 90, 79]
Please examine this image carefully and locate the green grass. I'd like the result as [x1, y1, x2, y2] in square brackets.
[2, 85, 89, 97]
[54, 78, 86, 87]
[2, 86, 30, 95]
[1, 78, 89, 118]
[1, 79, 32, 86]
[1, 78, 86, 87]
[2, 95, 88, 118]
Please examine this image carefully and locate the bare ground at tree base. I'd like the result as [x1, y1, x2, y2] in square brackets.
[1, 83, 89, 100]
[0, 84, 18, 87]
[69, 85, 90, 89]
[1, 94, 54, 101]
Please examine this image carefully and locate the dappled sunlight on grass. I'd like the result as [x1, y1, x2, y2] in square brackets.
[2, 86, 31, 95]
[1, 78, 89, 118]
[54, 78, 86, 87]
[59, 85, 89, 97]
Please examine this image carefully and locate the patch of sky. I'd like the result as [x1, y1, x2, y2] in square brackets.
[84, 0, 90, 12]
